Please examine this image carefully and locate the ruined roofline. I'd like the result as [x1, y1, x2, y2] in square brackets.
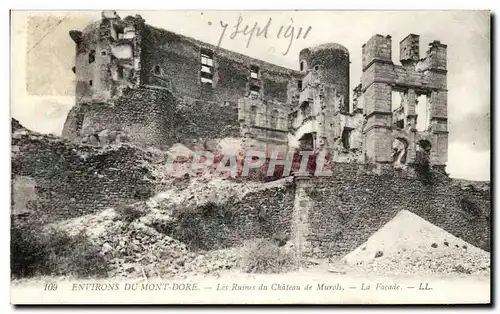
[399, 33, 420, 44]
[144, 24, 303, 77]
[363, 33, 446, 48]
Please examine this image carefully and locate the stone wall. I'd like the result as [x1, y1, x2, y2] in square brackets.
[63, 86, 240, 149]
[160, 183, 295, 250]
[167, 164, 490, 255]
[171, 97, 240, 146]
[231, 184, 295, 243]
[63, 86, 176, 149]
[12, 130, 158, 224]
[140, 25, 302, 105]
[297, 163, 490, 258]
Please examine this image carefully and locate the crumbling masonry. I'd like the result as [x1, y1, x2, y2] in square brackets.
[63, 11, 448, 172]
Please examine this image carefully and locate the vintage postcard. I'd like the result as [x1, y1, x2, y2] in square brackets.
[10, 10, 491, 304]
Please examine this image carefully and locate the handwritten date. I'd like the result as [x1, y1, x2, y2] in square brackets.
[217, 16, 312, 56]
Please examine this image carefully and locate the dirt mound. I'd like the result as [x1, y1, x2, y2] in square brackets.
[343, 210, 490, 275]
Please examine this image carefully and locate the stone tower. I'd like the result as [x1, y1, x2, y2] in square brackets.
[291, 43, 353, 156]
[299, 43, 350, 111]
[69, 11, 145, 104]
[360, 33, 448, 170]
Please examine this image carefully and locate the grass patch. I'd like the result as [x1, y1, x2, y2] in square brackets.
[11, 224, 109, 279]
[160, 201, 236, 251]
[241, 239, 296, 274]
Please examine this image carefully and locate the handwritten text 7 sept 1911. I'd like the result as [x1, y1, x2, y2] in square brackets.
[216, 16, 312, 56]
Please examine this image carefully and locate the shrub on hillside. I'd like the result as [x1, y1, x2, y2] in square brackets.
[271, 231, 290, 247]
[115, 203, 147, 223]
[11, 224, 109, 279]
[166, 201, 235, 251]
[241, 239, 296, 274]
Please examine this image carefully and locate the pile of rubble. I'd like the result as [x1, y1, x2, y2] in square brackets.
[343, 210, 490, 276]
[100, 222, 240, 279]
[50, 176, 273, 279]
[54, 207, 240, 279]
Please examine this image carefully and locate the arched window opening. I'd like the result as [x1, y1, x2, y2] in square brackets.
[153, 65, 161, 75]
[300, 60, 307, 72]
[392, 138, 408, 168]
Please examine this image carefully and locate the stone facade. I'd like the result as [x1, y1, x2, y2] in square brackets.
[360, 34, 448, 169]
[64, 11, 449, 170]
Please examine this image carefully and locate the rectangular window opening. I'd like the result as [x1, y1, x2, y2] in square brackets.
[201, 49, 214, 66]
[117, 66, 124, 80]
[250, 65, 259, 79]
[396, 119, 404, 129]
[391, 90, 402, 112]
[200, 48, 214, 85]
[416, 94, 430, 131]
[201, 65, 211, 74]
[341, 128, 352, 150]
[201, 77, 213, 85]
[201, 71, 213, 79]
[298, 80, 303, 90]
[250, 85, 260, 98]
[249, 85, 260, 98]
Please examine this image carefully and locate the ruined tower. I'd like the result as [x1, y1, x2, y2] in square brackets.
[298, 43, 350, 112]
[69, 11, 145, 104]
[360, 33, 448, 170]
[290, 44, 356, 156]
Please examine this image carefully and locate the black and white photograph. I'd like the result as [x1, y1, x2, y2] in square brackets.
[9, 9, 491, 304]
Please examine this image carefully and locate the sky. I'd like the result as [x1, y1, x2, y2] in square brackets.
[10, 10, 490, 181]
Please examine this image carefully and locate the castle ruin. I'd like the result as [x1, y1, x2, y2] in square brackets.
[63, 11, 448, 174]
[14, 12, 491, 262]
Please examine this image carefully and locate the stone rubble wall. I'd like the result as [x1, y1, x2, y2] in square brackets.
[12, 130, 158, 224]
[299, 163, 490, 258]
